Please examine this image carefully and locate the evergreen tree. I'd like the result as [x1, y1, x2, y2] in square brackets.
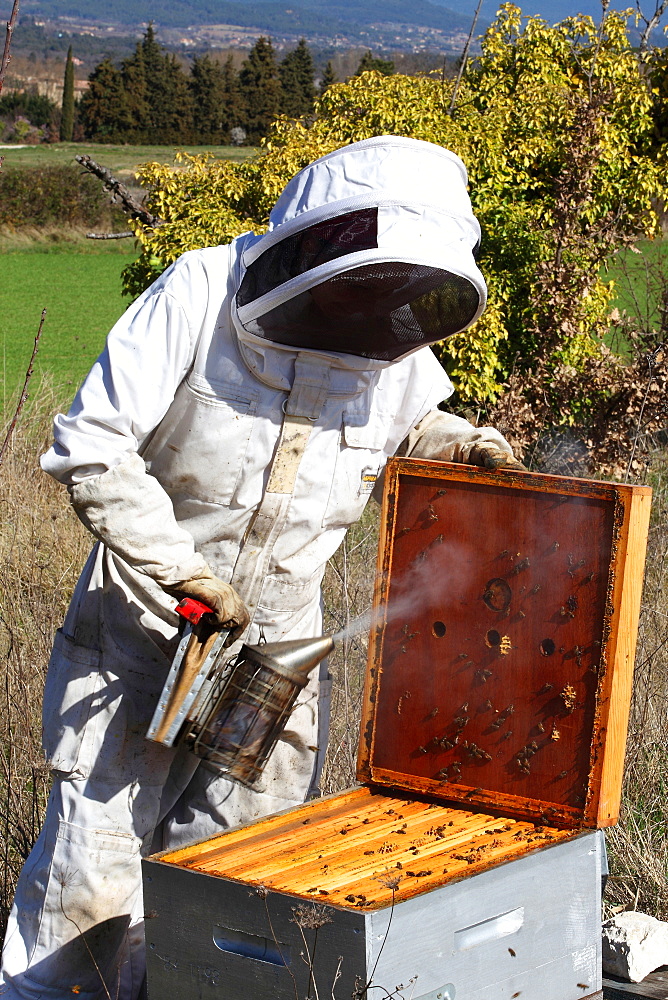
[121, 43, 151, 142]
[221, 55, 244, 140]
[354, 51, 395, 76]
[60, 45, 75, 141]
[238, 37, 282, 143]
[140, 24, 193, 143]
[318, 60, 337, 96]
[190, 54, 227, 143]
[79, 58, 131, 143]
[279, 38, 315, 118]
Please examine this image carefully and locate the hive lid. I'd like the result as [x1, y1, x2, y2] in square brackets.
[357, 459, 651, 829]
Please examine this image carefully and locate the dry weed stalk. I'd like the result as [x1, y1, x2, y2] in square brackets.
[0, 385, 90, 931]
[605, 450, 668, 919]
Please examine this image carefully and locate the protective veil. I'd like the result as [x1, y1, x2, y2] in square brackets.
[1, 136, 498, 1000]
[235, 136, 485, 359]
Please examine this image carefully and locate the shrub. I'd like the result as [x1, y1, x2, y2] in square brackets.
[0, 165, 122, 229]
[121, 6, 665, 415]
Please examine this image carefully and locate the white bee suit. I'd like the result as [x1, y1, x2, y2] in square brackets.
[1, 136, 509, 1000]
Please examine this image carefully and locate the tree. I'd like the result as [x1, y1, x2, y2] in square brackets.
[238, 37, 282, 143]
[190, 54, 227, 143]
[60, 45, 74, 142]
[140, 23, 193, 143]
[318, 61, 337, 96]
[79, 58, 131, 143]
[221, 55, 244, 140]
[354, 51, 394, 76]
[121, 43, 151, 142]
[279, 38, 316, 118]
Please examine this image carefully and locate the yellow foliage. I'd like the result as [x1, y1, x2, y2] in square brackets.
[122, 5, 666, 405]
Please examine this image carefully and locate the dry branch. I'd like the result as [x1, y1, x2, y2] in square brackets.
[86, 231, 133, 240]
[75, 154, 163, 229]
[447, 0, 483, 114]
[0, 0, 19, 96]
[0, 308, 45, 469]
[637, 0, 668, 49]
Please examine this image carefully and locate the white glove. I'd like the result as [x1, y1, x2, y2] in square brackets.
[69, 454, 250, 640]
[400, 410, 526, 470]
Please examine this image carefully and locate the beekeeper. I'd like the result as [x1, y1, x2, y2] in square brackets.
[1, 135, 520, 1000]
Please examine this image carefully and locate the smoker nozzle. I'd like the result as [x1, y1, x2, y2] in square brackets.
[243, 634, 335, 685]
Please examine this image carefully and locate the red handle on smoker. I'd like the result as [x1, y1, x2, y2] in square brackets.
[175, 598, 214, 625]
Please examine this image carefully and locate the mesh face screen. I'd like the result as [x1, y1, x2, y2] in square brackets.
[240, 262, 480, 361]
[237, 208, 379, 307]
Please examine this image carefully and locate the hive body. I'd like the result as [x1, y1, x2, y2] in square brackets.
[144, 461, 651, 1000]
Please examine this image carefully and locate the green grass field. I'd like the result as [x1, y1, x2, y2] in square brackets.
[0, 142, 255, 176]
[1, 240, 136, 413]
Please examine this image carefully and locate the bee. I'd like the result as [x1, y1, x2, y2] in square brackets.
[396, 690, 411, 714]
[500, 730, 513, 741]
[560, 684, 577, 712]
[508, 948, 517, 957]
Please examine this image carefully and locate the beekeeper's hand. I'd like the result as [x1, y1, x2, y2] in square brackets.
[399, 410, 527, 470]
[165, 570, 250, 646]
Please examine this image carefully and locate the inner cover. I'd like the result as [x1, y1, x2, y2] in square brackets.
[359, 460, 647, 828]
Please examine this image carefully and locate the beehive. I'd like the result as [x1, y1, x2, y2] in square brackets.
[143, 460, 651, 1000]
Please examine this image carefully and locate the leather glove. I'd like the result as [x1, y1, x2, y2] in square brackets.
[468, 444, 528, 472]
[164, 570, 250, 647]
[400, 410, 527, 470]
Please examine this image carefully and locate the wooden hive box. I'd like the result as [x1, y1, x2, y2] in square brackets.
[143, 460, 651, 1000]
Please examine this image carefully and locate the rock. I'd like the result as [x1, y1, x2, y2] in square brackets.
[602, 911, 668, 983]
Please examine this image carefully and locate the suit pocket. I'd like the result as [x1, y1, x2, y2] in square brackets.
[42, 629, 103, 776]
[321, 414, 387, 528]
[144, 374, 258, 506]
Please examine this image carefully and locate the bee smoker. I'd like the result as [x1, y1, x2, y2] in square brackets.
[189, 633, 334, 788]
[147, 599, 334, 789]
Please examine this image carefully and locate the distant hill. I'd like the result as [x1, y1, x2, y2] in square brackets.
[429, 0, 605, 22]
[18, 0, 664, 52]
[20, 0, 475, 35]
